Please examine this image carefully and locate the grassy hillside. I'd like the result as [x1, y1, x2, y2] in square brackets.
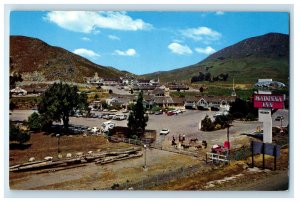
[142, 33, 289, 85]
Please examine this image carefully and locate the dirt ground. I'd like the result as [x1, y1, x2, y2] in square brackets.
[8, 109, 290, 191]
[149, 148, 289, 191]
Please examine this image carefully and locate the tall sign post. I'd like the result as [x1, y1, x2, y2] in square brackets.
[253, 79, 285, 143]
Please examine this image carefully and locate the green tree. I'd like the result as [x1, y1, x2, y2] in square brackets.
[214, 115, 232, 129]
[201, 115, 214, 131]
[27, 112, 42, 131]
[38, 82, 88, 131]
[10, 122, 30, 144]
[127, 92, 149, 138]
[9, 72, 23, 89]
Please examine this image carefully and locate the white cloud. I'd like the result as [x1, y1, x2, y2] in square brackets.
[44, 11, 153, 33]
[73, 48, 100, 58]
[114, 48, 137, 56]
[108, 35, 121, 41]
[81, 37, 91, 41]
[215, 11, 225, 15]
[181, 26, 222, 42]
[168, 42, 192, 55]
[195, 46, 216, 55]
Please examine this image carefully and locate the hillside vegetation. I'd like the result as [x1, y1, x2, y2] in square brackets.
[142, 33, 289, 85]
[10, 36, 125, 83]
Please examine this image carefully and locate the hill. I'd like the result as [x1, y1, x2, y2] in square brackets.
[142, 33, 289, 84]
[10, 36, 126, 83]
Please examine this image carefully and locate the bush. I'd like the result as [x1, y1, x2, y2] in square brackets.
[201, 115, 215, 131]
[10, 122, 31, 144]
[214, 124, 222, 130]
[27, 112, 42, 131]
[245, 113, 256, 121]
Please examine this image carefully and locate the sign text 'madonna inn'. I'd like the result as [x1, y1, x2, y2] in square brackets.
[253, 94, 284, 109]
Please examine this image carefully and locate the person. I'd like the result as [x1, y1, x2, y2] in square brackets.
[182, 134, 185, 142]
[172, 136, 175, 142]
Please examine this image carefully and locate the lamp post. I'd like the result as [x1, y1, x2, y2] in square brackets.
[56, 134, 60, 154]
[226, 124, 233, 161]
[143, 144, 147, 169]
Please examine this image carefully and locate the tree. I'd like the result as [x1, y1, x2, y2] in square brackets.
[27, 112, 42, 131]
[199, 86, 204, 93]
[127, 92, 149, 138]
[10, 122, 30, 144]
[38, 82, 88, 131]
[201, 115, 214, 131]
[94, 94, 99, 100]
[10, 72, 23, 89]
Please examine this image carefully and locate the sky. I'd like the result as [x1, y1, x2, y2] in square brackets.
[10, 11, 289, 75]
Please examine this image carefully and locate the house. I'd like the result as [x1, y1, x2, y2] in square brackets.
[151, 87, 165, 97]
[172, 97, 186, 107]
[153, 96, 174, 107]
[150, 78, 160, 86]
[86, 72, 102, 84]
[196, 95, 234, 111]
[184, 96, 199, 109]
[137, 79, 151, 86]
[121, 76, 135, 86]
[10, 87, 27, 96]
[102, 78, 121, 86]
[22, 87, 47, 95]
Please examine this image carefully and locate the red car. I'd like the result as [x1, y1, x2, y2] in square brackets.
[167, 111, 175, 116]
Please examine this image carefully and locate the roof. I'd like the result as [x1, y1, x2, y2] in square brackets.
[153, 96, 174, 104]
[172, 97, 186, 104]
[151, 88, 165, 95]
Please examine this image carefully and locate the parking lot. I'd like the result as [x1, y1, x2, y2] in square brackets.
[9, 109, 289, 149]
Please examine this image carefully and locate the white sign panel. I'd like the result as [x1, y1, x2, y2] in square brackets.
[258, 109, 272, 122]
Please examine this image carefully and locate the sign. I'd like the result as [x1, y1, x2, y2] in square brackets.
[251, 141, 280, 157]
[253, 94, 284, 109]
[258, 109, 271, 122]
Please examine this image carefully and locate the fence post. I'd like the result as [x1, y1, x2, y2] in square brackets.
[262, 143, 265, 170]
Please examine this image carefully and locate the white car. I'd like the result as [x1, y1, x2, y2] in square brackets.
[91, 127, 100, 133]
[160, 129, 170, 135]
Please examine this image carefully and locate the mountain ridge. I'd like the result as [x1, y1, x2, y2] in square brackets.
[10, 35, 126, 83]
[142, 33, 289, 84]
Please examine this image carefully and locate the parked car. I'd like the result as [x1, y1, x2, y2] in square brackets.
[112, 114, 127, 120]
[160, 129, 170, 135]
[167, 111, 175, 116]
[101, 121, 116, 132]
[91, 127, 100, 133]
[154, 110, 163, 115]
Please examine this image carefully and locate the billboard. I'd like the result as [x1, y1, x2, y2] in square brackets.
[253, 94, 284, 109]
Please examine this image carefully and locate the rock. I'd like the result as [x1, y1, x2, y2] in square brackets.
[87, 151, 93, 155]
[58, 154, 63, 159]
[28, 157, 35, 162]
[76, 152, 83, 157]
[44, 156, 53, 161]
[66, 153, 72, 158]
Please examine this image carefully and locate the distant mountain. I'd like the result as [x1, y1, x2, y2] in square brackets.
[142, 33, 289, 84]
[10, 36, 126, 83]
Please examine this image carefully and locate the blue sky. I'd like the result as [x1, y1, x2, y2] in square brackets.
[10, 11, 289, 75]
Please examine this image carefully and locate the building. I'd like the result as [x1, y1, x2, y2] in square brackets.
[10, 87, 27, 96]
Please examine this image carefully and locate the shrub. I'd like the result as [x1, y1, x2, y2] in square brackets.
[10, 122, 31, 144]
[201, 115, 215, 131]
[27, 112, 42, 131]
